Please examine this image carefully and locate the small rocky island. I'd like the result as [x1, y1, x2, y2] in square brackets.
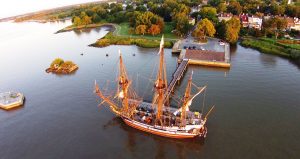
[46, 58, 78, 74]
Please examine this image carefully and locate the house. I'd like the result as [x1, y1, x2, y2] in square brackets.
[218, 13, 233, 22]
[240, 13, 249, 27]
[289, 17, 300, 31]
[248, 16, 262, 30]
[188, 17, 195, 25]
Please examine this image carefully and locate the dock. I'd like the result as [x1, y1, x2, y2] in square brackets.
[178, 47, 231, 68]
[0, 92, 24, 110]
[164, 59, 189, 100]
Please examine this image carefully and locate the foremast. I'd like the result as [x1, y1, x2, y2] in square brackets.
[94, 50, 132, 117]
[180, 72, 193, 127]
[175, 72, 207, 127]
[153, 35, 168, 125]
[118, 50, 131, 117]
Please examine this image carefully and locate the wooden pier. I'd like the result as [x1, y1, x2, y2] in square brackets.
[164, 59, 189, 100]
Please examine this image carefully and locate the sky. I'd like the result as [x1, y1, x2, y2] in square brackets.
[0, 0, 101, 19]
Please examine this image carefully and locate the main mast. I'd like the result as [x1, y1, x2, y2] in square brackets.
[153, 35, 168, 125]
[118, 50, 130, 117]
[180, 72, 193, 127]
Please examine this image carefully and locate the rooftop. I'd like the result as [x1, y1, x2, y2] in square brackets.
[184, 49, 225, 62]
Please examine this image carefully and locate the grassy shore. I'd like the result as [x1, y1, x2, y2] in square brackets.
[115, 22, 179, 40]
[90, 32, 173, 48]
[55, 22, 113, 33]
[241, 37, 300, 59]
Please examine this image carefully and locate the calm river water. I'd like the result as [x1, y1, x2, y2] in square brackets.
[0, 21, 299, 159]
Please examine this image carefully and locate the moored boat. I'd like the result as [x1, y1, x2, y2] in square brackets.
[95, 36, 214, 139]
[0, 91, 25, 110]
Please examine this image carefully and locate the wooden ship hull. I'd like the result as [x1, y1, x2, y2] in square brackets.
[123, 117, 206, 139]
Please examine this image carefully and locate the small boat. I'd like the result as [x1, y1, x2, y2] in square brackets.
[0, 91, 25, 110]
[95, 36, 214, 139]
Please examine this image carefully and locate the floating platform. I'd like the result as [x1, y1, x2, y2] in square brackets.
[178, 49, 231, 68]
[0, 92, 25, 110]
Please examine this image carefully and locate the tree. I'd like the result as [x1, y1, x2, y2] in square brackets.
[92, 13, 101, 23]
[96, 7, 107, 18]
[135, 25, 147, 35]
[217, 3, 227, 13]
[148, 24, 161, 36]
[209, 0, 222, 7]
[225, 17, 241, 44]
[174, 12, 191, 37]
[216, 20, 226, 38]
[199, 7, 218, 22]
[51, 58, 64, 68]
[126, 5, 134, 11]
[73, 16, 82, 26]
[81, 15, 92, 25]
[263, 17, 287, 39]
[227, 1, 242, 15]
[193, 18, 216, 40]
[271, 4, 286, 15]
[285, 5, 300, 17]
[136, 5, 147, 12]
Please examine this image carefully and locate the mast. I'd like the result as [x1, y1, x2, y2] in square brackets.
[174, 72, 207, 127]
[118, 50, 130, 117]
[180, 71, 193, 127]
[153, 35, 168, 125]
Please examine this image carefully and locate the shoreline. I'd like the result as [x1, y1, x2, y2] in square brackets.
[57, 22, 175, 48]
[55, 23, 116, 34]
[240, 37, 300, 60]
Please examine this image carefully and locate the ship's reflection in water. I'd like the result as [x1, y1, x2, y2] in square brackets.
[103, 117, 204, 159]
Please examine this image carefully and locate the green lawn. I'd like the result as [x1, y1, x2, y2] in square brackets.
[241, 37, 300, 59]
[115, 22, 179, 40]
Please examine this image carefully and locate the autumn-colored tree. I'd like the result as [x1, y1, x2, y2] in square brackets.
[81, 15, 92, 25]
[227, 1, 242, 15]
[135, 25, 147, 35]
[174, 12, 191, 37]
[148, 24, 161, 36]
[199, 7, 218, 22]
[225, 17, 241, 44]
[128, 28, 135, 35]
[263, 17, 287, 39]
[73, 16, 82, 26]
[217, 3, 227, 13]
[193, 18, 216, 40]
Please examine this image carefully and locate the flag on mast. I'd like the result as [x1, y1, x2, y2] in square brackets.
[158, 35, 164, 55]
[160, 35, 164, 49]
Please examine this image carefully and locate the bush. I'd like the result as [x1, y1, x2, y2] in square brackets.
[51, 58, 64, 68]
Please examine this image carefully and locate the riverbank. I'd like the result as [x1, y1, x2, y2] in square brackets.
[89, 32, 173, 48]
[55, 23, 114, 34]
[241, 37, 300, 59]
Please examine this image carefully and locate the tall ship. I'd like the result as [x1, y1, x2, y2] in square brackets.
[94, 36, 214, 139]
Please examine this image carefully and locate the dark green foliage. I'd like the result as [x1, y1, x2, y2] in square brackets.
[136, 5, 147, 12]
[92, 13, 101, 23]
